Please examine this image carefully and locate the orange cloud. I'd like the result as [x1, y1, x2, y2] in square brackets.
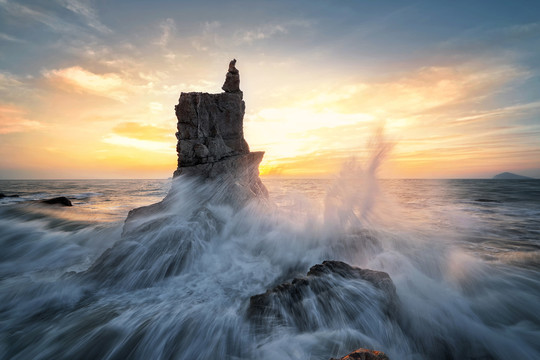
[0, 105, 42, 134]
[43, 66, 131, 101]
[113, 122, 171, 142]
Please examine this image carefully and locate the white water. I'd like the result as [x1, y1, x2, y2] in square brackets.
[1, 146, 539, 359]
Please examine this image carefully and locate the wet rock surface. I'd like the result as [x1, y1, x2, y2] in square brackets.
[174, 91, 249, 168]
[41, 196, 73, 206]
[248, 260, 399, 332]
[172, 59, 267, 200]
[0, 193, 19, 198]
[330, 348, 390, 360]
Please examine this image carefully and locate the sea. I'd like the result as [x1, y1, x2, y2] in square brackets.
[0, 176, 539, 359]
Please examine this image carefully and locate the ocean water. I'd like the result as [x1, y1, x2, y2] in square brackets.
[0, 175, 539, 359]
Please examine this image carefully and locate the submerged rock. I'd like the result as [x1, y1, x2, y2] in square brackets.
[330, 348, 390, 360]
[41, 196, 72, 206]
[248, 260, 399, 332]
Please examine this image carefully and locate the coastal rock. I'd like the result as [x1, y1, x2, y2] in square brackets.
[222, 58, 240, 92]
[248, 261, 399, 332]
[83, 61, 268, 289]
[330, 348, 390, 360]
[174, 91, 249, 167]
[172, 59, 267, 200]
[41, 196, 72, 206]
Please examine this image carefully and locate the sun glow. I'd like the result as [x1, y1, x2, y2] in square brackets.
[1, 1, 539, 179]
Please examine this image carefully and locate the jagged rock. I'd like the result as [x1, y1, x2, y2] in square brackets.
[330, 348, 390, 360]
[172, 59, 267, 200]
[41, 196, 72, 206]
[222, 58, 240, 92]
[248, 261, 399, 333]
[174, 91, 249, 167]
[84, 61, 268, 289]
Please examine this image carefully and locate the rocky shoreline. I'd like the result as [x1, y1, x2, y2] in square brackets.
[92, 60, 394, 358]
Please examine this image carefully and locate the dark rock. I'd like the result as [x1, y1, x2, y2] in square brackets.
[247, 261, 399, 332]
[171, 59, 267, 200]
[330, 348, 390, 360]
[222, 58, 240, 93]
[493, 172, 533, 179]
[41, 196, 73, 206]
[174, 91, 249, 167]
[0, 193, 19, 198]
[90, 60, 269, 289]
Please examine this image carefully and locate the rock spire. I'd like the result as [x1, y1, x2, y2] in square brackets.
[222, 58, 240, 93]
[172, 59, 267, 198]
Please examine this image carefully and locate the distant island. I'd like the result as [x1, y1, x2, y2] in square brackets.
[493, 172, 534, 180]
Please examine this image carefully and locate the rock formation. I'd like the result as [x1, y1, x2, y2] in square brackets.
[330, 348, 390, 360]
[172, 59, 267, 199]
[247, 260, 398, 331]
[82, 60, 268, 288]
[41, 196, 73, 206]
[222, 58, 240, 93]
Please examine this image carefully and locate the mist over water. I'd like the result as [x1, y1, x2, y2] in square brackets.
[0, 159, 539, 358]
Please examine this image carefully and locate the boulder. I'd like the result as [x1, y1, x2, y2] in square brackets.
[247, 261, 399, 332]
[330, 348, 390, 360]
[41, 196, 73, 206]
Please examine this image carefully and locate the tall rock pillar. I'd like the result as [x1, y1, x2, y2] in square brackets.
[173, 60, 267, 200]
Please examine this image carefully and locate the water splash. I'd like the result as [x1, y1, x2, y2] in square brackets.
[0, 134, 539, 359]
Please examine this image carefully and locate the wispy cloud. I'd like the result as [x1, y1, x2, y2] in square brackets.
[156, 18, 176, 47]
[235, 20, 311, 44]
[58, 0, 111, 33]
[102, 134, 172, 153]
[0, 105, 42, 134]
[43, 66, 132, 102]
[0, 0, 78, 34]
[237, 24, 287, 44]
[0, 32, 25, 43]
[0, 0, 110, 35]
[112, 121, 172, 142]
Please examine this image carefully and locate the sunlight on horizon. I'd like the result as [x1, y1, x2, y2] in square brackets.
[1, 1, 539, 179]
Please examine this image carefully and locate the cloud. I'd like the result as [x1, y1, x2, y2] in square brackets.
[0, 105, 42, 134]
[237, 24, 287, 44]
[0, 32, 25, 43]
[43, 66, 131, 101]
[58, 0, 111, 33]
[234, 20, 311, 44]
[0, 71, 24, 90]
[294, 63, 527, 118]
[0, 0, 78, 34]
[0, 0, 110, 35]
[156, 18, 176, 47]
[112, 122, 172, 142]
[102, 134, 172, 153]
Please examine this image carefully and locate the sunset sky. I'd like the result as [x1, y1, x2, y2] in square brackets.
[1, 0, 539, 179]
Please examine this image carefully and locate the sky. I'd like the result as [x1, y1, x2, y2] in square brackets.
[1, 0, 539, 179]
